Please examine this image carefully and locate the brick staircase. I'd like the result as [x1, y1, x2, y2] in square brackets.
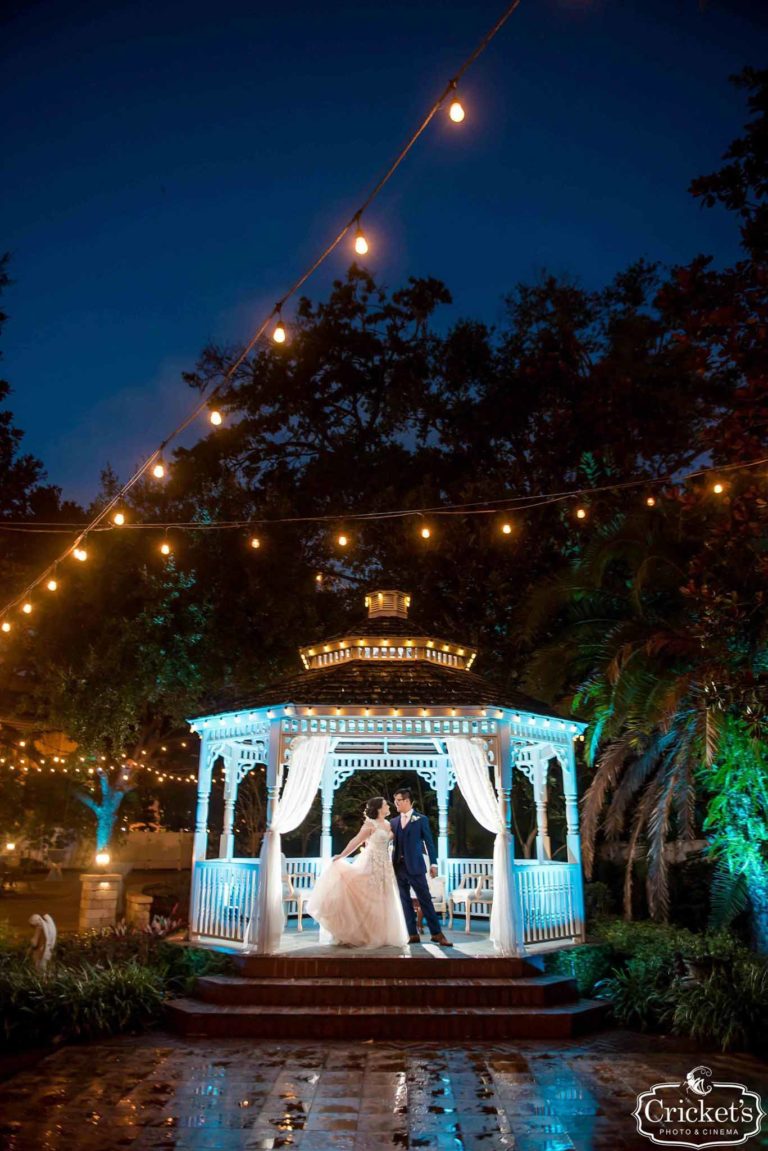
[167, 954, 607, 1041]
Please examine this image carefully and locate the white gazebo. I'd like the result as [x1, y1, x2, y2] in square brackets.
[187, 589, 587, 957]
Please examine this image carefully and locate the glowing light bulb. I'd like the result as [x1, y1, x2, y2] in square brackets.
[646, 496, 656, 508]
[420, 526, 431, 539]
[1, 622, 10, 633]
[249, 536, 261, 550]
[337, 534, 348, 547]
[501, 522, 512, 535]
[449, 98, 465, 123]
[354, 228, 368, 256]
[113, 511, 125, 526]
[315, 572, 323, 584]
[575, 508, 587, 520]
[73, 547, 88, 562]
[209, 409, 223, 426]
[152, 460, 165, 479]
[95, 850, 110, 867]
[273, 319, 286, 344]
[713, 482, 724, 494]
[160, 542, 171, 556]
[46, 579, 57, 591]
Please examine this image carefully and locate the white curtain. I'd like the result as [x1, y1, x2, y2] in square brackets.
[251, 735, 330, 953]
[445, 737, 516, 955]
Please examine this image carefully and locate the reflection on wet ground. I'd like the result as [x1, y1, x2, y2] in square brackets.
[1, 1032, 767, 1151]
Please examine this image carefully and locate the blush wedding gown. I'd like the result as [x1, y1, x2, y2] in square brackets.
[306, 818, 409, 948]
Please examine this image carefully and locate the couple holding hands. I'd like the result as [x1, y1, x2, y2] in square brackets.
[306, 788, 453, 949]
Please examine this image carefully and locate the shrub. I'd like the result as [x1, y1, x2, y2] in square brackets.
[672, 960, 768, 1054]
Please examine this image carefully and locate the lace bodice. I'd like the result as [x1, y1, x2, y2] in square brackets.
[364, 819, 393, 887]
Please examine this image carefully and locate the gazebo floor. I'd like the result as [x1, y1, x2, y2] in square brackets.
[170, 926, 606, 1041]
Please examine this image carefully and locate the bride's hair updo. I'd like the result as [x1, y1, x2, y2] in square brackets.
[364, 796, 386, 820]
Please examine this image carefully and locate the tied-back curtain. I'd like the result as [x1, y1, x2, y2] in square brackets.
[445, 737, 516, 955]
[252, 735, 330, 953]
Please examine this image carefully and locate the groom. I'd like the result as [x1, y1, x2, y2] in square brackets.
[391, 788, 453, 947]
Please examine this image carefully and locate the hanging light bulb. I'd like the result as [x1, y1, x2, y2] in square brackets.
[249, 536, 261, 550]
[420, 525, 431, 540]
[337, 533, 348, 548]
[315, 572, 323, 584]
[273, 317, 286, 344]
[160, 539, 172, 556]
[353, 219, 369, 256]
[646, 496, 656, 508]
[501, 522, 512, 535]
[1, 621, 10, 633]
[73, 546, 88, 561]
[113, 511, 126, 526]
[448, 83, 465, 123]
[152, 458, 165, 479]
[713, 482, 724, 495]
[575, 507, 587, 521]
[21, 602, 32, 614]
[209, 409, 223, 426]
[46, 578, 58, 591]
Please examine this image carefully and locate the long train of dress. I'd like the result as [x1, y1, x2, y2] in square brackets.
[305, 820, 409, 948]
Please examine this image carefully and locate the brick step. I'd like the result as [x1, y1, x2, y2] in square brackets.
[197, 973, 579, 1008]
[167, 998, 608, 1041]
[233, 955, 539, 980]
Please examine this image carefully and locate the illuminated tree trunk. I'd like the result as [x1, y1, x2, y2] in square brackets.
[76, 766, 135, 852]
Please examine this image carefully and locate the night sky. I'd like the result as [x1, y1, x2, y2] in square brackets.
[3, 0, 766, 504]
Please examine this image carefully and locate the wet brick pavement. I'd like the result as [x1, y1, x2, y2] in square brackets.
[1, 1031, 767, 1151]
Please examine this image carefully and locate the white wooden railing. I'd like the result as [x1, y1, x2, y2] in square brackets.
[190, 859, 260, 948]
[515, 860, 582, 947]
[190, 855, 583, 953]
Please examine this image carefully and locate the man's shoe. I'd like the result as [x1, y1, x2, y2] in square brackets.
[431, 933, 453, 947]
[408, 934, 421, 944]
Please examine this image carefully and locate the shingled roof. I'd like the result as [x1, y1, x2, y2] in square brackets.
[199, 588, 560, 718]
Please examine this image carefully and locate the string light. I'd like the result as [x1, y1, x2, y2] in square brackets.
[21, 602, 32, 614]
[72, 546, 88, 562]
[209, 409, 223, 426]
[160, 540, 172, 557]
[353, 218, 369, 256]
[152, 458, 166, 479]
[575, 508, 587, 521]
[249, 536, 261, 550]
[113, 511, 126, 526]
[646, 496, 656, 508]
[46, 579, 58, 591]
[337, 533, 349, 547]
[420, 525, 431, 539]
[449, 90, 465, 122]
[713, 482, 724, 495]
[501, 522, 512, 535]
[1, 622, 10, 633]
[273, 316, 286, 344]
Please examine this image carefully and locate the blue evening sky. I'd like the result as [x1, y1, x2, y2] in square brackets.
[2, 0, 766, 503]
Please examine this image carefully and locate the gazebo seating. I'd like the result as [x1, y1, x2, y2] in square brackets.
[282, 869, 315, 932]
[448, 872, 494, 932]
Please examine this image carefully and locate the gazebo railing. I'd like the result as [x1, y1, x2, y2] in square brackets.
[189, 855, 583, 952]
[514, 860, 582, 947]
[190, 858, 260, 948]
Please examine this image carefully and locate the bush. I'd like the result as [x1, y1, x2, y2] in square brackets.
[546, 916, 766, 1051]
[0, 929, 234, 1051]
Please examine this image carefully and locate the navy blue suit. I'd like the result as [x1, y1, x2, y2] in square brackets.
[390, 811, 443, 936]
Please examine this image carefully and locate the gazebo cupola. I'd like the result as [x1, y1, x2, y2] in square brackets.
[298, 588, 477, 675]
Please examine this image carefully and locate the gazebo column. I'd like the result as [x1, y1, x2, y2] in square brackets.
[534, 753, 552, 862]
[264, 721, 283, 831]
[192, 734, 213, 865]
[436, 760, 449, 872]
[320, 758, 335, 862]
[498, 724, 524, 956]
[218, 746, 237, 860]
[563, 742, 582, 866]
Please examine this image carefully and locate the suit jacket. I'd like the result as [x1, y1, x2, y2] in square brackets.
[390, 811, 437, 873]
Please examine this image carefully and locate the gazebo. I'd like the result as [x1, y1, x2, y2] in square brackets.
[187, 589, 587, 957]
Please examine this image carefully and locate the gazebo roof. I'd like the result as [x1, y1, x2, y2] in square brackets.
[192, 589, 563, 719]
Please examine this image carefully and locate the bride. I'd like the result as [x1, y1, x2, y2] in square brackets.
[306, 797, 408, 948]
